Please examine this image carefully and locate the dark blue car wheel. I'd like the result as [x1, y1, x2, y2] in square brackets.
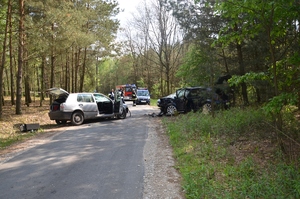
[166, 105, 177, 116]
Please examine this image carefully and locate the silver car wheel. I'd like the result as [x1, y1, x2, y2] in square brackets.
[166, 105, 177, 116]
[71, 111, 84, 125]
[118, 108, 127, 119]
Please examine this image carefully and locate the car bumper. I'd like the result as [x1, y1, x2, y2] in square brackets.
[48, 111, 72, 120]
[137, 99, 150, 104]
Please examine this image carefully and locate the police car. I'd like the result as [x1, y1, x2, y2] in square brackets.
[136, 88, 150, 105]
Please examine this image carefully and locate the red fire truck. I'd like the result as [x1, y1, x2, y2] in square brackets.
[115, 84, 136, 101]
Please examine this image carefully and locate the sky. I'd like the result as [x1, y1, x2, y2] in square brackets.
[117, 0, 141, 27]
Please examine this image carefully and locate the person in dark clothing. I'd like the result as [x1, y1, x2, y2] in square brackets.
[119, 88, 125, 103]
[108, 89, 115, 100]
[132, 89, 137, 106]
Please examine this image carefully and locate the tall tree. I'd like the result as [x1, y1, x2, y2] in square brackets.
[123, 0, 184, 96]
[168, 0, 231, 87]
[216, 0, 300, 129]
[8, 0, 15, 106]
[16, 0, 25, 115]
[0, 0, 11, 118]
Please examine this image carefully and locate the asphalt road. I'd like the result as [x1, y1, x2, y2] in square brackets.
[0, 104, 159, 199]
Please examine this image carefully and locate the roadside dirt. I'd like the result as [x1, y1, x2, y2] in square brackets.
[0, 129, 68, 164]
[143, 117, 185, 199]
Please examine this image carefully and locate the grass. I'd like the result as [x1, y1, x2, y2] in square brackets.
[163, 107, 300, 199]
[150, 98, 158, 106]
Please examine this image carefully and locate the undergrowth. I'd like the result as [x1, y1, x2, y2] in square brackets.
[164, 107, 300, 199]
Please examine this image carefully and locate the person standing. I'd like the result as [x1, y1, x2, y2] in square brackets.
[132, 89, 137, 106]
[119, 88, 125, 103]
[108, 89, 115, 100]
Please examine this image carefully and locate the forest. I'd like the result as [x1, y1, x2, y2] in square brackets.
[0, 1, 299, 197]
[0, 0, 299, 126]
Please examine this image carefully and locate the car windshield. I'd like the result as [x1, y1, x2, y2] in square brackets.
[137, 90, 149, 96]
[93, 93, 110, 102]
[166, 93, 175, 98]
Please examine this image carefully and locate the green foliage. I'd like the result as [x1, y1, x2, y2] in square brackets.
[0, 1, 7, 52]
[176, 45, 220, 87]
[21, 0, 120, 93]
[263, 93, 298, 114]
[215, 0, 298, 44]
[229, 71, 299, 114]
[276, 55, 300, 92]
[136, 78, 145, 88]
[0, 1, 6, 27]
[228, 72, 269, 86]
[150, 83, 161, 99]
[214, 0, 300, 109]
[163, 108, 300, 198]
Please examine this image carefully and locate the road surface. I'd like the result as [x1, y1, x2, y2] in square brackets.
[0, 104, 159, 199]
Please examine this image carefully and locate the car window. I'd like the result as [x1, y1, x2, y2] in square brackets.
[77, 95, 83, 102]
[189, 89, 201, 97]
[184, 90, 190, 98]
[77, 94, 94, 102]
[93, 93, 110, 102]
[137, 90, 149, 96]
[200, 89, 211, 98]
[176, 89, 185, 99]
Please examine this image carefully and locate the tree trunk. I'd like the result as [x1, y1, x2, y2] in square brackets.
[79, 47, 87, 92]
[39, 56, 45, 106]
[221, 48, 229, 74]
[8, 0, 14, 106]
[25, 76, 31, 107]
[298, 91, 300, 111]
[75, 48, 81, 93]
[24, 48, 31, 107]
[49, 23, 56, 103]
[64, 50, 69, 91]
[265, 7, 283, 141]
[16, 0, 25, 115]
[0, 0, 11, 118]
[235, 24, 249, 106]
[71, 47, 75, 93]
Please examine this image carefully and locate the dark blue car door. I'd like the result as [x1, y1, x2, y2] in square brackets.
[175, 89, 187, 111]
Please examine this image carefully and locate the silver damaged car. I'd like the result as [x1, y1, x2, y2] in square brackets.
[47, 88, 128, 125]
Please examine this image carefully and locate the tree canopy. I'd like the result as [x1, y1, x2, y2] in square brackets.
[0, 0, 299, 120]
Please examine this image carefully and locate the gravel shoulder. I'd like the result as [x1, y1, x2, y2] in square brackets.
[143, 117, 185, 199]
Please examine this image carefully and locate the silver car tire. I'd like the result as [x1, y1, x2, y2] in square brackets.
[55, 120, 67, 125]
[118, 108, 127, 119]
[71, 111, 84, 125]
[166, 105, 177, 116]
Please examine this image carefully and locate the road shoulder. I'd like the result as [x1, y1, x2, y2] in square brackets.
[143, 117, 185, 199]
